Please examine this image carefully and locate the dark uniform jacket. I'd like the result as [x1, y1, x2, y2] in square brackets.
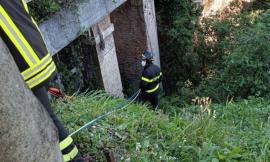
[0, 2, 82, 161]
[140, 62, 162, 95]
[0, 1, 85, 161]
[0, 0, 56, 90]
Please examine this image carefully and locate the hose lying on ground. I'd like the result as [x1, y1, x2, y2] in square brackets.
[70, 89, 141, 136]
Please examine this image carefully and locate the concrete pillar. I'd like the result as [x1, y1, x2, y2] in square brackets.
[143, 0, 160, 66]
[90, 15, 123, 97]
[111, 0, 160, 92]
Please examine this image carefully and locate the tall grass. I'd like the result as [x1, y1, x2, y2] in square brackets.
[53, 92, 270, 161]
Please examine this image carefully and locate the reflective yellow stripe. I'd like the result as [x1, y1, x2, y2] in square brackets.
[141, 72, 162, 83]
[0, 6, 40, 66]
[0, 6, 34, 66]
[22, 0, 29, 13]
[146, 84, 160, 93]
[21, 54, 52, 80]
[21, 0, 42, 34]
[29, 12, 46, 43]
[141, 76, 152, 82]
[63, 146, 79, 162]
[59, 136, 73, 151]
[30, 17, 48, 45]
[26, 61, 56, 88]
[31, 17, 41, 32]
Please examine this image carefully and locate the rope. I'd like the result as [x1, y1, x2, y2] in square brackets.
[70, 89, 141, 136]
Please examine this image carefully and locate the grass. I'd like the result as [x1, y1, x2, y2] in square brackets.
[53, 92, 270, 162]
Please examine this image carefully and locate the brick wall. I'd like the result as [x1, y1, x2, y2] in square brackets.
[111, 0, 148, 92]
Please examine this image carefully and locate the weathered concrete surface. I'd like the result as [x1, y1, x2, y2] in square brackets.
[38, 0, 126, 55]
[91, 16, 124, 97]
[0, 38, 62, 162]
[111, 0, 160, 91]
[143, 0, 160, 66]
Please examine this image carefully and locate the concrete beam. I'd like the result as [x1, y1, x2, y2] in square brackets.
[36, 0, 126, 55]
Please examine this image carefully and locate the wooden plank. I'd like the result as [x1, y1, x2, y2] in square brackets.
[91, 16, 124, 97]
[94, 24, 115, 44]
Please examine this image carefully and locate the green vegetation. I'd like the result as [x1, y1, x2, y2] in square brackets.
[53, 92, 270, 161]
[53, 36, 86, 93]
[155, 0, 201, 93]
[28, 0, 270, 103]
[193, 9, 270, 103]
[28, 0, 60, 22]
[30, 1, 270, 161]
[53, 35, 102, 94]
[156, 0, 270, 104]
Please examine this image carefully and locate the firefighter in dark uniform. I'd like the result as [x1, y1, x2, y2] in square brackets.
[140, 51, 162, 108]
[0, 1, 83, 161]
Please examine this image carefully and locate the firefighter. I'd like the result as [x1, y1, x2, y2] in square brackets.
[0, 1, 84, 161]
[140, 51, 162, 108]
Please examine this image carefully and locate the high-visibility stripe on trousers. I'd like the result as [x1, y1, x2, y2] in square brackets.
[33, 87, 83, 162]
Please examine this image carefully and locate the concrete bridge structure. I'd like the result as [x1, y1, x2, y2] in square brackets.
[27, 0, 161, 97]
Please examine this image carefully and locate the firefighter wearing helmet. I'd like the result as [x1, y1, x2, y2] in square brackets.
[140, 51, 162, 108]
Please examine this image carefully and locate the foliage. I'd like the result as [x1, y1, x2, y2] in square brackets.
[193, 9, 270, 102]
[155, 0, 202, 93]
[28, 0, 120, 22]
[28, 0, 60, 22]
[53, 92, 270, 161]
[165, 2, 270, 104]
[53, 38, 84, 94]
[53, 35, 102, 94]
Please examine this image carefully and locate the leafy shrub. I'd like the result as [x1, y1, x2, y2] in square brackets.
[197, 10, 270, 102]
[155, 0, 202, 93]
